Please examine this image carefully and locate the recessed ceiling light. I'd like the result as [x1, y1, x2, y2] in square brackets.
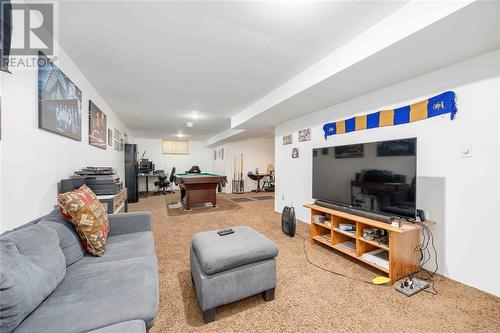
[176, 133, 185, 138]
[186, 122, 194, 128]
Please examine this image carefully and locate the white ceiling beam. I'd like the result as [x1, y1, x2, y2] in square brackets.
[205, 128, 246, 148]
[230, 0, 475, 129]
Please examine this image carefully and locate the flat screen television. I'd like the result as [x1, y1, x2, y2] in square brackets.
[312, 138, 417, 220]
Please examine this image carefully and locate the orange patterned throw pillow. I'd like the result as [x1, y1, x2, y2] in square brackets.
[57, 184, 109, 256]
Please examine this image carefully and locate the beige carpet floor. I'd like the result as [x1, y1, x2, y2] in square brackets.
[165, 196, 241, 216]
[129, 193, 500, 333]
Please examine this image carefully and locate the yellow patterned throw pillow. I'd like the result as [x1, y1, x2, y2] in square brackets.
[57, 184, 109, 256]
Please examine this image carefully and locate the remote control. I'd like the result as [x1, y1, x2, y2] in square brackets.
[217, 229, 235, 236]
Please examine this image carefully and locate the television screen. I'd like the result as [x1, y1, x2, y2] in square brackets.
[312, 138, 417, 219]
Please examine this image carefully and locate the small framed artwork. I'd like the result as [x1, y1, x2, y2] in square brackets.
[292, 147, 299, 159]
[213, 150, 217, 160]
[298, 128, 311, 142]
[124, 133, 128, 144]
[219, 148, 224, 160]
[88, 100, 107, 149]
[114, 128, 121, 151]
[283, 134, 292, 145]
[108, 129, 113, 146]
[335, 144, 364, 158]
[38, 52, 82, 141]
[120, 138, 124, 151]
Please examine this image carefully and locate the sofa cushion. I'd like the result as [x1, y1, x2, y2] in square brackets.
[87, 320, 146, 333]
[37, 209, 85, 266]
[58, 185, 109, 256]
[191, 226, 278, 275]
[0, 225, 66, 333]
[71, 231, 155, 267]
[13, 256, 159, 333]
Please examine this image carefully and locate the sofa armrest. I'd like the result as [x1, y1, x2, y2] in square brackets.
[108, 212, 151, 236]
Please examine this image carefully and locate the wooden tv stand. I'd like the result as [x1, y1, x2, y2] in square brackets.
[304, 204, 427, 283]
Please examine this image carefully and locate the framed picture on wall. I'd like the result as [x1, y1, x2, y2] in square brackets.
[114, 128, 121, 151]
[292, 147, 299, 159]
[283, 134, 292, 145]
[298, 128, 311, 142]
[88, 100, 107, 149]
[108, 129, 113, 146]
[213, 150, 217, 160]
[38, 52, 82, 141]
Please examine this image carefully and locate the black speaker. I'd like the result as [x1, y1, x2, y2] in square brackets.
[125, 143, 139, 203]
[281, 206, 296, 237]
[1, 0, 12, 73]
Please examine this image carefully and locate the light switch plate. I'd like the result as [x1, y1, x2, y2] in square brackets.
[461, 146, 472, 158]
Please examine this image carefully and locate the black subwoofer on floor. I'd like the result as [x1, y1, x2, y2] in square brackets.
[281, 206, 296, 237]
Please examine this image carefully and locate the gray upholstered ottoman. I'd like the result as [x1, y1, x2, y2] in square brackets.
[190, 226, 278, 323]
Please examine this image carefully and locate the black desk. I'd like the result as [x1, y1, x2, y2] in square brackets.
[137, 174, 160, 193]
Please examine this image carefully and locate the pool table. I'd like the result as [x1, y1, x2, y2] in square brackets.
[174, 173, 227, 210]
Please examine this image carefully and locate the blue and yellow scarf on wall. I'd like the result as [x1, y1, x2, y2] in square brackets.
[323, 91, 457, 139]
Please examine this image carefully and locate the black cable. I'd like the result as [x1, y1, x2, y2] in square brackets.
[410, 220, 439, 295]
[294, 231, 376, 285]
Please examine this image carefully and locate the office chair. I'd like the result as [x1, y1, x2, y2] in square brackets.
[262, 170, 275, 192]
[165, 167, 176, 194]
[153, 171, 169, 195]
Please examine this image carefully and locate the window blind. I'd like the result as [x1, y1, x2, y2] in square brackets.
[162, 140, 189, 155]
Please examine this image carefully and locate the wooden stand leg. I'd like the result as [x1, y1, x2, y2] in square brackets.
[262, 287, 275, 302]
[202, 308, 216, 323]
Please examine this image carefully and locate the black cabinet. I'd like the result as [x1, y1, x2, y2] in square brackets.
[125, 144, 139, 203]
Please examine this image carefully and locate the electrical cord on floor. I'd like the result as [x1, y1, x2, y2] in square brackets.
[406, 218, 439, 296]
[272, 217, 376, 284]
[294, 231, 378, 286]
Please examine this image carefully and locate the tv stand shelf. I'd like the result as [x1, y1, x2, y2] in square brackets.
[304, 204, 426, 283]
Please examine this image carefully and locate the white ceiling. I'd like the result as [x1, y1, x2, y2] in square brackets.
[57, 1, 407, 140]
[242, 0, 500, 130]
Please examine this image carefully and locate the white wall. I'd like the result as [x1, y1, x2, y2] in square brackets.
[0, 48, 131, 232]
[275, 50, 500, 296]
[134, 138, 212, 191]
[212, 137, 275, 193]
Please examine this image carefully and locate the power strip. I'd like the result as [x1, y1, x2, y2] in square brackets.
[395, 277, 429, 297]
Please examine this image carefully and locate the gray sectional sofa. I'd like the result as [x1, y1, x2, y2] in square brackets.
[0, 209, 159, 333]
